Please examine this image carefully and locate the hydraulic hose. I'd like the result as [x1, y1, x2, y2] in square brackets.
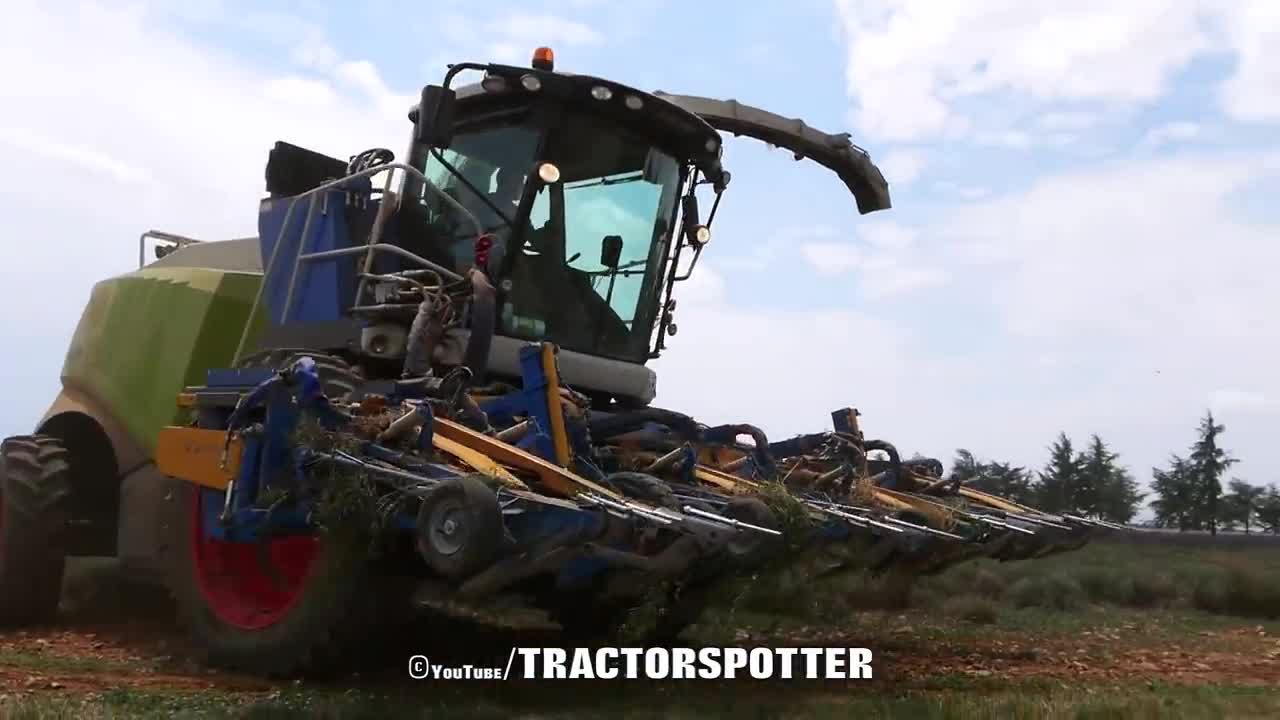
[864, 439, 903, 490]
[701, 423, 775, 474]
[586, 407, 701, 442]
[402, 301, 446, 378]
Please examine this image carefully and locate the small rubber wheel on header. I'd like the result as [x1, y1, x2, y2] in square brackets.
[415, 475, 504, 580]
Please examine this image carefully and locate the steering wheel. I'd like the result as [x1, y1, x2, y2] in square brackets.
[347, 148, 395, 175]
[427, 148, 520, 234]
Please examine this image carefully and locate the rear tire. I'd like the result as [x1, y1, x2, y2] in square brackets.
[0, 435, 73, 626]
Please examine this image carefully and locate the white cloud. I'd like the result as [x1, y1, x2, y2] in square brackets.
[935, 181, 991, 200]
[832, 1, 1260, 142]
[675, 265, 728, 307]
[974, 130, 1034, 150]
[862, 221, 916, 250]
[291, 30, 339, 70]
[801, 242, 862, 275]
[1038, 111, 1098, 132]
[943, 152, 1277, 340]
[0, 3, 412, 435]
[490, 43, 524, 65]
[797, 220, 946, 297]
[1218, 0, 1280, 122]
[650, 292, 923, 440]
[488, 11, 604, 48]
[1210, 390, 1271, 413]
[935, 152, 1280, 465]
[262, 75, 339, 107]
[852, 149, 1280, 485]
[1142, 121, 1200, 146]
[861, 263, 948, 297]
[717, 248, 775, 273]
[0, 126, 154, 185]
[881, 148, 928, 185]
[417, 7, 608, 78]
[334, 61, 393, 101]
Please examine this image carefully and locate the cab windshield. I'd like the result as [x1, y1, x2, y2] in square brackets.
[421, 106, 683, 363]
[514, 115, 680, 362]
[420, 110, 541, 272]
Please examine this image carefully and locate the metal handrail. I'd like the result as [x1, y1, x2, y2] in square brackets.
[138, 230, 202, 269]
[232, 161, 484, 364]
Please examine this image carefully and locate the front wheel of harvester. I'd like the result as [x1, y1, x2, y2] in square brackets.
[0, 435, 72, 626]
[162, 480, 383, 677]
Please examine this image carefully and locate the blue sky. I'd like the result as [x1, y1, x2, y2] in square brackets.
[2, 1, 1278, 516]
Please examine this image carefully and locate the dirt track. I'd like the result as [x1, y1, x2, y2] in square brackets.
[3, 557, 1279, 710]
[879, 626, 1280, 687]
[5, 591, 1280, 700]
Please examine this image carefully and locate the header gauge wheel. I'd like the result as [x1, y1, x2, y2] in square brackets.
[415, 476, 504, 580]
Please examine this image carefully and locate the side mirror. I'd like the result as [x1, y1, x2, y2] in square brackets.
[601, 235, 623, 269]
[415, 85, 457, 148]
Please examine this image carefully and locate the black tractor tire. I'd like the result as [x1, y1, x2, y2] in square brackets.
[235, 349, 360, 401]
[415, 475, 505, 581]
[721, 497, 783, 568]
[0, 435, 73, 626]
[604, 471, 680, 511]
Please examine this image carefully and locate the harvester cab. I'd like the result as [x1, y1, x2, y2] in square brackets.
[244, 50, 719, 406]
[242, 47, 891, 412]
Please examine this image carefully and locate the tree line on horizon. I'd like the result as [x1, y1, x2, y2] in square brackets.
[943, 410, 1277, 533]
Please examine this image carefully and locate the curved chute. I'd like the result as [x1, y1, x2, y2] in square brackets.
[653, 92, 892, 215]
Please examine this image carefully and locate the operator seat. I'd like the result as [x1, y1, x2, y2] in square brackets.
[388, 190, 468, 277]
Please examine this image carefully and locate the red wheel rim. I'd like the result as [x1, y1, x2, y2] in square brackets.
[190, 489, 321, 630]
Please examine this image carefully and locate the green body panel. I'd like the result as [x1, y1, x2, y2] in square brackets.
[61, 267, 266, 455]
